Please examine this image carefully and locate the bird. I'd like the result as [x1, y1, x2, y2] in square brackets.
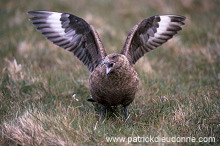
[28, 11, 185, 122]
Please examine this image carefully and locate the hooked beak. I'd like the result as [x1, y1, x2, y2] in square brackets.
[102, 60, 114, 75]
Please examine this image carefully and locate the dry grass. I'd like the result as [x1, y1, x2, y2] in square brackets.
[2, 107, 93, 145]
[0, 0, 220, 145]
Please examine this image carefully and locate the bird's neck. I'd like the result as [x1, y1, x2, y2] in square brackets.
[106, 64, 135, 79]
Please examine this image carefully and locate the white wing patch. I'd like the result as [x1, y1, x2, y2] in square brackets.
[156, 16, 171, 34]
[148, 15, 180, 46]
[46, 13, 66, 36]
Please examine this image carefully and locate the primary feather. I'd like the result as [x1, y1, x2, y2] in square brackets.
[121, 15, 185, 64]
[28, 11, 106, 72]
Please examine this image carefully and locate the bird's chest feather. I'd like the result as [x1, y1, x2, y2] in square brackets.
[89, 65, 139, 97]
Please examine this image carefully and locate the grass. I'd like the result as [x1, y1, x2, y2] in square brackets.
[0, 0, 220, 145]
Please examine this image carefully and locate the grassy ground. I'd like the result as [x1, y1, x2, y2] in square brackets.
[0, 0, 219, 145]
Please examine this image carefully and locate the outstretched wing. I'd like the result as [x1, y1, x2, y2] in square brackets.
[28, 11, 107, 72]
[121, 15, 185, 64]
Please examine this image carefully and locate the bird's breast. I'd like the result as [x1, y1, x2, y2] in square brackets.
[89, 65, 139, 106]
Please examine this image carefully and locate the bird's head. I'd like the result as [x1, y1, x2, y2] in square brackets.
[102, 53, 130, 75]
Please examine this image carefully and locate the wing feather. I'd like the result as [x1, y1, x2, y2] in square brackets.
[121, 15, 185, 64]
[28, 11, 107, 72]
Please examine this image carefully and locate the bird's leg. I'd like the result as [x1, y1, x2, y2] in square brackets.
[123, 106, 131, 124]
[99, 105, 106, 122]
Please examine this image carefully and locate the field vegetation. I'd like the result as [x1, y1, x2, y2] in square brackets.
[0, 0, 219, 145]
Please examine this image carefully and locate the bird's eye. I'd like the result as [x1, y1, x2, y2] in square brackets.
[112, 55, 117, 59]
[107, 62, 114, 68]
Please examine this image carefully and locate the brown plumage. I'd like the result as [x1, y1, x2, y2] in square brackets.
[28, 11, 185, 121]
[89, 54, 139, 107]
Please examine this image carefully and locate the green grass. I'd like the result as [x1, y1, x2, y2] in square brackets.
[0, 0, 220, 145]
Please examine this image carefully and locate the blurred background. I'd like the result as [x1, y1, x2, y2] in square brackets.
[0, 0, 219, 145]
